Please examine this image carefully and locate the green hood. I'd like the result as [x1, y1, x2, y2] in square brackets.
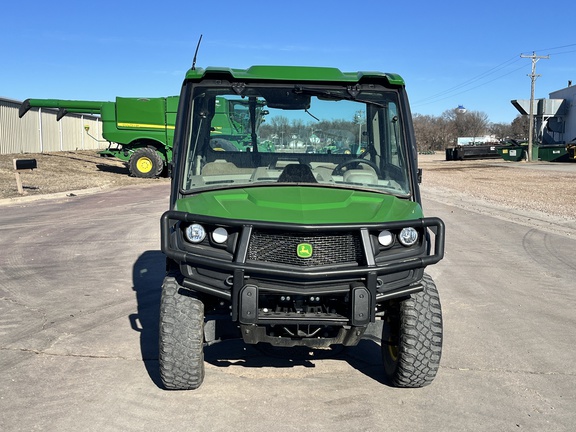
[175, 186, 422, 224]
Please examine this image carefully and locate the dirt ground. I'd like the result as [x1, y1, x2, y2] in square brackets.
[1, 151, 575, 221]
[0, 151, 169, 201]
[418, 153, 576, 220]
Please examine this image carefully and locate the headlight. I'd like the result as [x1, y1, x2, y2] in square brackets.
[185, 223, 206, 243]
[399, 227, 418, 246]
[378, 230, 394, 247]
[212, 227, 228, 244]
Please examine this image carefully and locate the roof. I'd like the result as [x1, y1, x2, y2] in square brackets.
[185, 65, 405, 86]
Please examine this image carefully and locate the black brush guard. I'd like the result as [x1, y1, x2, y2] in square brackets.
[161, 212, 444, 332]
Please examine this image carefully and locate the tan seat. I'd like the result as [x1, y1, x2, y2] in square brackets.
[202, 160, 239, 175]
[343, 169, 378, 184]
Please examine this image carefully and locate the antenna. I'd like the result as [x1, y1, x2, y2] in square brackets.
[192, 34, 203, 70]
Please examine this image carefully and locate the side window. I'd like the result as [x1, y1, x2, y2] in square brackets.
[368, 101, 408, 190]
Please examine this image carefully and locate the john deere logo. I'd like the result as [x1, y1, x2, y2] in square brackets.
[297, 243, 313, 259]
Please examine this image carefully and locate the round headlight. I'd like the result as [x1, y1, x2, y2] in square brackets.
[185, 223, 206, 243]
[399, 227, 418, 246]
[212, 227, 228, 244]
[378, 230, 394, 247]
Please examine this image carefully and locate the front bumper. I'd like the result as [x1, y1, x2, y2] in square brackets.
[161, 211, 444, 327]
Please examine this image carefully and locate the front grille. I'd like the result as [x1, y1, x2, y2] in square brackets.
[247, 230, 365, 267]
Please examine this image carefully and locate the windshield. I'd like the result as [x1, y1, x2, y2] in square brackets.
[180, 83, 411, 196]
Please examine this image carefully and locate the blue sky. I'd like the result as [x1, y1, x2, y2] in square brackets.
[3, 0, 576, 124]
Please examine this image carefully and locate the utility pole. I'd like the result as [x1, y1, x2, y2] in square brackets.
[520, 52, 549, 161]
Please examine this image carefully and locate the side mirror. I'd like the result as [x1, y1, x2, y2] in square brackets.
[417, 168, 422, 184]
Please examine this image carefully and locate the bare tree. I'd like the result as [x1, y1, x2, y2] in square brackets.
[490, 122, 513, 141]
[412, 108, 527, 150]
[413, 114, 453, 151]
[291, 119, 306, 141]
[465, 111, 490, 141]
[510, 115, 529, 141]
[439, 108, 490, 145]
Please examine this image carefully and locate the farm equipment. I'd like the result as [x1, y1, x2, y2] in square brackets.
[19, 96, 177, 177]
[159, 65, 446, 390]
[19, 96, 266, 177]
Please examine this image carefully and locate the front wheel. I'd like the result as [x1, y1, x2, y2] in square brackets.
[381, 273, 443, 387]
[129, 147, 162, 178]
[159, 274, 205, 390]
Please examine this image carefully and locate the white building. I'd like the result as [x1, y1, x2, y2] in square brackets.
[0, 97, 105, 155]
[457, 135, 498, 146]
[549, 83, 576, 143]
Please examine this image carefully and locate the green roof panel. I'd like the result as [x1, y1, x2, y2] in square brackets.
[185, 65, 404, 86]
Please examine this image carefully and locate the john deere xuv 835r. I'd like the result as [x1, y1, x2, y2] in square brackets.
[160, 65, 445, 390]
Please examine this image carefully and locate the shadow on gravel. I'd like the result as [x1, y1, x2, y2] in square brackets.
[131, 250, 388, 387]
[203, 338, 388, 385]
[343, 339, 389, 385]
[96, 163, 130, 176]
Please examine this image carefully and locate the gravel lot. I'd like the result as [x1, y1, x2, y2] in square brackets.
[1, 151, 575, 432]
[0, 151, 169, 202]
[419, 154, 576, 222]
[1, 151, 575, 224]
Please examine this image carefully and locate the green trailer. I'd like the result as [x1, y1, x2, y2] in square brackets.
[19, 96, 266, 177]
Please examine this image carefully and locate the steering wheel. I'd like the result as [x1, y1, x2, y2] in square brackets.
[332, 159, 382, 178]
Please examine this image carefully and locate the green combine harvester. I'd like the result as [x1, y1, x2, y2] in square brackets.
[19, 96, 266, 177]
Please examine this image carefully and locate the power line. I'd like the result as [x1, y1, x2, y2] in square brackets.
[410, 44, 574, 116]
[413, 44, 575, 107]
[524, 43, 576, 54]
[552, 50, 576, 55]
[413, 55, 521, 104]
[412, 62, 525, 108]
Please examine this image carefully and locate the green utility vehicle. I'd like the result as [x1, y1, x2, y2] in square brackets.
[160, 65, 445, 390]
[19, 96, 266, 177]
